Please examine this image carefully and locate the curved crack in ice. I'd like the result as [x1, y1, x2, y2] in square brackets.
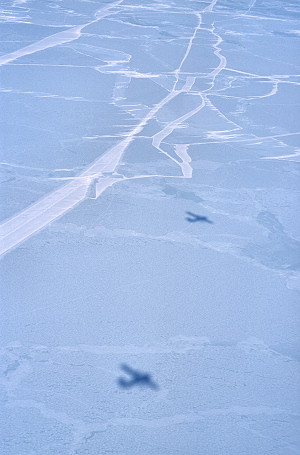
[0, 6, 214, 256]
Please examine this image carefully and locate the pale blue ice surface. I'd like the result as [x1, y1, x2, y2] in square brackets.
[1, 0, 300, 454]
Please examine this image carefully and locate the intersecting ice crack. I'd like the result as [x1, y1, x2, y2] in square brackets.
[0, 3, 213, 256]
[1, 3, 299, 454]
[0, 0, 296, 257]
[242, 0, 258, 16]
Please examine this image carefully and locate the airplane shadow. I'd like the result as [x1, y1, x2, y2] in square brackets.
[117, 364, 159, 390]
[185, 211, 213, 224]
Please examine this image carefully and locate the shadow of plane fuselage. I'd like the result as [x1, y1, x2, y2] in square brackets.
[185, 211, 213, 224]
[118, 364, 158, 390]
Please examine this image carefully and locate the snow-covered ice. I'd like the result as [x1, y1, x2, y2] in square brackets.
[0, 0, 300, 454]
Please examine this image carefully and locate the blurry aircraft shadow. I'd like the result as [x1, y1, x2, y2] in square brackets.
[118, 364, 159, 390]
[185, 211, 213, 224]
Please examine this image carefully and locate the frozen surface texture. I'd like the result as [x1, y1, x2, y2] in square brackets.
[1, 0, 300, 454]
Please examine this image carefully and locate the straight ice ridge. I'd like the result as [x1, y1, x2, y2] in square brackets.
[203, 0, 219, 13]
[173, 13, 202, 91]
[0, 0, 124, 66]
[0, 76, 197, 255]
[152, 93, 205, 177]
